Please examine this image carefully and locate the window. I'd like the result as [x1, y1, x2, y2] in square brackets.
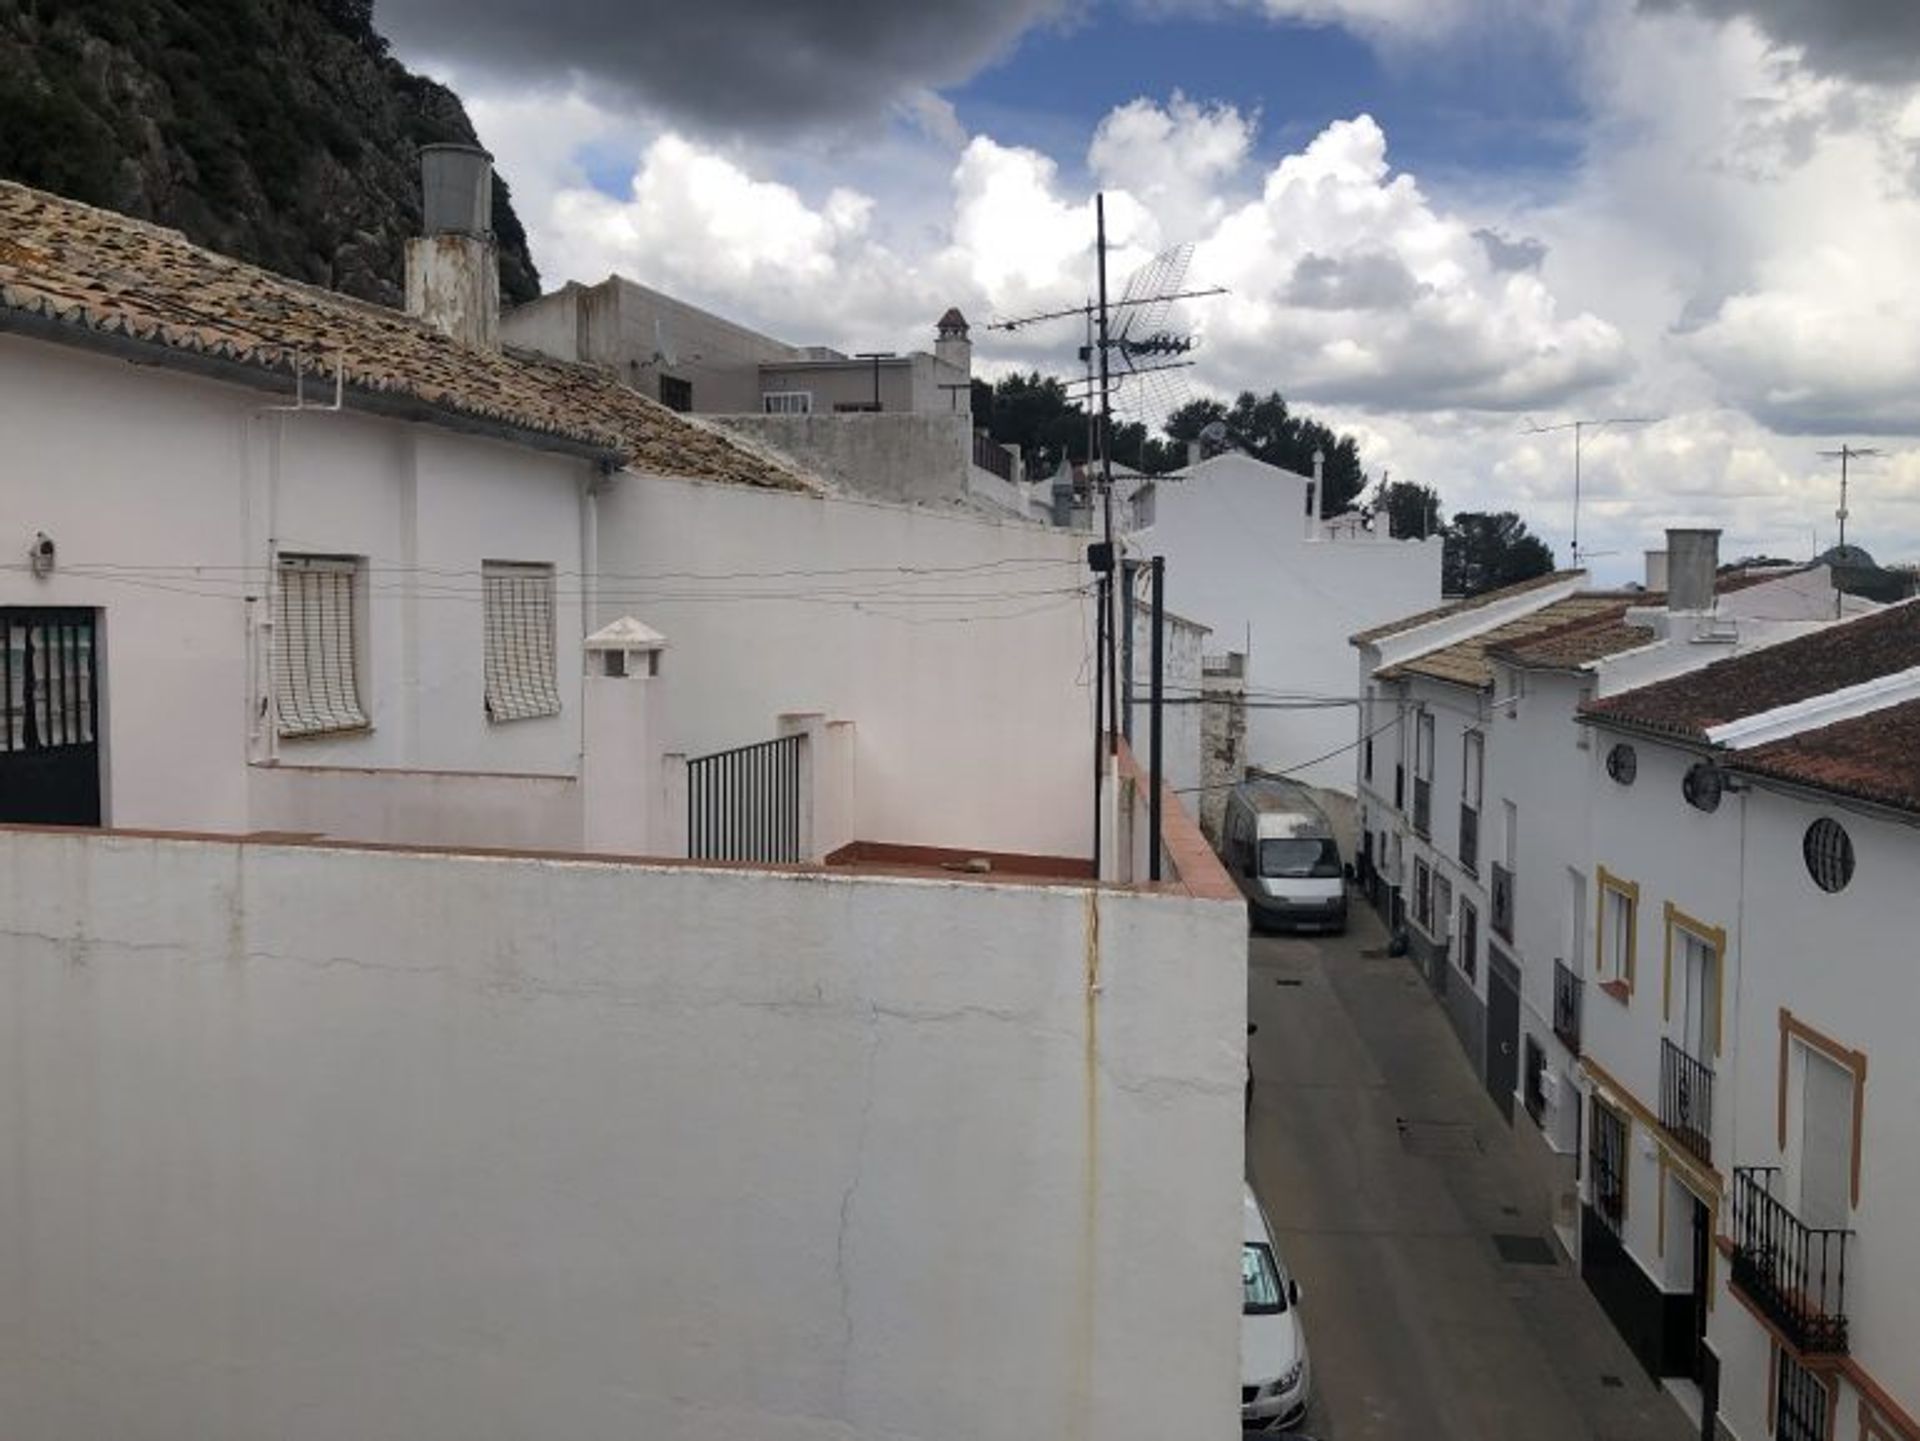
[482, 562, 562, 723]
[658, 375, 693, 412]
[1589, 1097, 1628, 1233]
[1416, 711, 1435, 780]
[1665, 909, 1722, 1058]
[1258, 837, 1341, 878]
[1364, 695, 1375, 781]
[1503, 798, 1518, 869]
[1777, 1011, 1867, 1227]
[1773, 1347, 1828, 1441]
[1524, 1035, 1547, 1121]
[1458, 898, 1479, 982]
[1803, 819, 1854, 893]
[1241, 1242, 1290, 1315]
[1462, 731, 1484, 806]
[275, 555, 367, 737]
[1597, 870, 1638, 993]
[1414, 858, 1432, 930]
[761, 390, 812, 415]
[1433, 873, 1453, 943]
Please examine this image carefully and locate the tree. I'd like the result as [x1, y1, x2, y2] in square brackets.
[1443, 512, 1555, 597]
[984, 372, 1088, 477]
[1164, 391, 1367, 515]
[1372, 479, 1444, 540]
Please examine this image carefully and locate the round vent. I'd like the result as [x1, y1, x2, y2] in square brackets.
[1606, 743, 1637, 786]
[1803, 818, 1854, 893]
[1682, 762, 1723, 813]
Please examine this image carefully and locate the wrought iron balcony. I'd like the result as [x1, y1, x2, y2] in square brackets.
[1552, 959, 1582, 1053]
[1412, 776, 1431, 838]
[1730, 1166, 1850, 1355]
[1660, 1037, 1714, 1164]
[1459, 803, 1478, 875]
[1490, 861, 1514, 942]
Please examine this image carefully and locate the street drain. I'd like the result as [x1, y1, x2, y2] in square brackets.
[1491, 1233, 1558, 1266]
[1394, 1119, 1481, 1156]
[1275, 977, 1304, 987]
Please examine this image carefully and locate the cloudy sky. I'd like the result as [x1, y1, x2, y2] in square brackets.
[379, 0, 1920, 581]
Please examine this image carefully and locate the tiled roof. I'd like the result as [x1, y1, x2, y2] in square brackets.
[1728, 698, 1920, 815]
[1581, 600, 1920, 740]
[1489, 610, 1656, 670]
[0, 182, 812, 491]
[1349, 569, 1580, 646]
[1377, 593, 1635, 690]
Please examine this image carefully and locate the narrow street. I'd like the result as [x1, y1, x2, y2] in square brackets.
[1245, 902, 1695, 1441]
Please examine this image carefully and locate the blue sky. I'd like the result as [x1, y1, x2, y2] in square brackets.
[946, 6, 1588, 194]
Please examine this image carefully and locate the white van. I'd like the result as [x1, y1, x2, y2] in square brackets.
[1221, 780, 1347, 934]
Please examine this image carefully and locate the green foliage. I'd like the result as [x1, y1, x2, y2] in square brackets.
[1166, 391, 1368, 516]
[1442, 511, 1555, 596]
[0, 71, 122, 206]
[1372, 479, 1444, 540]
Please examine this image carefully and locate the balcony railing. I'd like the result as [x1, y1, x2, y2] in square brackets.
[1552, 959, 1582, 1053]
[1459, 803, 1478, 874]
[1412, 776, 1432, 837]
[1730, 1166, 1851, 1355]
[1490, 862, 1514, 942]
[1660, 1037, 1714, 1164]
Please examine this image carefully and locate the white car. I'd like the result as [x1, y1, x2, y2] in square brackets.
[1242, 1183, 1312, 1431]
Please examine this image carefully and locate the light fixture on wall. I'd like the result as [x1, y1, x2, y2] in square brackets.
[27, 531, 54, 578]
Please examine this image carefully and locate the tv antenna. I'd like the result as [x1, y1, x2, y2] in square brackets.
[984, 197, 1226, 874]
[1816, 444, 1879, 554]
[1522, 415, 1659, 567]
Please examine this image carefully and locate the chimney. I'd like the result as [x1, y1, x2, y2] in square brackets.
[1665, 528, 1719, 612]
[1186, 438, 1202, 470]
[406, 144, 499, 350]
[934, 307, 972, 381]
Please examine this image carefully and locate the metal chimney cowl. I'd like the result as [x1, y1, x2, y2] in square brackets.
[406, 144, 500, 350]
[1666, 527, 1720, 612]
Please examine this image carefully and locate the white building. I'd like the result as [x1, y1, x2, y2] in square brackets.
[1575, 600, 1920, 1441]
[0, 165, 1251, 1440]
[1133, 449, 1441, 791]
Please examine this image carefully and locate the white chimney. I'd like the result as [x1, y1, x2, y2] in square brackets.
[1186, 438, 1202, 470]
[1666, 528, 1719, 612]
[1644, 549, 1669, 592]
[406, 143, 499, 350]
[934, 307, 972, 380]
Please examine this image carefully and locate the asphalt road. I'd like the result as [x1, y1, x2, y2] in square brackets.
[1244, 903, 1696, 1441]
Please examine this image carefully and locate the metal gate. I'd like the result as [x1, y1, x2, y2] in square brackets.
[686, 733, 802, 863]
[1, 608, 101, 826]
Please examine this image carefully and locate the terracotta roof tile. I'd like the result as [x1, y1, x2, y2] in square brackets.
[1729, 698, 1920, 815]
[1348, 569, 1580, 647]
[1581, 600, 1920, 740]
[0, 182, 812, 491]
[1489, 611, 1656, 670]
[1377, 593, 1637, 690]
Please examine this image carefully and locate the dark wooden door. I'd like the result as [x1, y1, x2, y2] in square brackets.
[0, 609, 101, 826]
[1486, 949, 1520, 1123]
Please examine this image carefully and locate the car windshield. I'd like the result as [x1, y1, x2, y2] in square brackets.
[1242, 1242, 1288, 1315]
[1259, 837, 1340, 879]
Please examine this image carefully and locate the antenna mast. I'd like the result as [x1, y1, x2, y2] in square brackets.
[1817, 444, 1880, 554]
[1523, 415, 1658, 567]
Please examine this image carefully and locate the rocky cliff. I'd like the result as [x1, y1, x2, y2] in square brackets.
[0, 0, 540, 307]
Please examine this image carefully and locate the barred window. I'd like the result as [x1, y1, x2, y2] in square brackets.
[1773, 1347, 1827, 1441]
[275, 555, 367, 737]
[483, 562, 562, 723]
[1588, 1097, 1628, 1233]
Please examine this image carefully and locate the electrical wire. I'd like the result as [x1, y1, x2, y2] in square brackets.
[1172, 707, 1407, 795]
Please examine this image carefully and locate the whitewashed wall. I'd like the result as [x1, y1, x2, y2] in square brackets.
[1137, 454, 1440, 791]
[595, 474, 1093, 858]
[0, 826, 1245, 1441]
[0, 338, 592, 838]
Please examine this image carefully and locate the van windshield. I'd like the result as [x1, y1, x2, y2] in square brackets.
[1259, 837, 1341, 879]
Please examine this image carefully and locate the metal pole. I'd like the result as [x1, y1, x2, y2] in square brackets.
[1093, 569, 1105, 878]
[1149, 555, 1165, 882]
[1121, 558, 1137, 744]
[1096, 194, 1117, 763]
[1571, 420, 1583, 567]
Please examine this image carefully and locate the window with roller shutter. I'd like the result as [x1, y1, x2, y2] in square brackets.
[483, 562, 562, 723]
[275, 556, 367, 738]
